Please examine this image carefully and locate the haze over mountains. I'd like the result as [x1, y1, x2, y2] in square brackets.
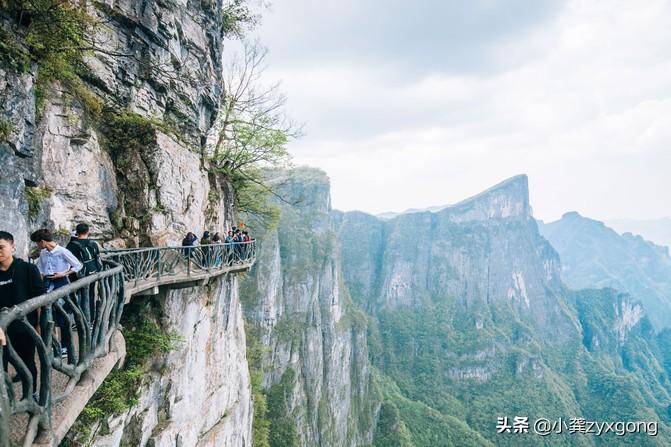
[243, 169, 671, 446]
[606, 219, 671, 251]
[539, 212, 671, 331]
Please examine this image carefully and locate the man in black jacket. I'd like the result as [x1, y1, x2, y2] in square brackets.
[0, 231, 46, 393]
[66, 223, 102, 320]
[66, 223, 102, 277]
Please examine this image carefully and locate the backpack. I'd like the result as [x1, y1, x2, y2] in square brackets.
[72, 240, 102, 277]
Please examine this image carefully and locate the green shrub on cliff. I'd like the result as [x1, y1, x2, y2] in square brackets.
[0, 26, 30, 73]
[246, 325, 271, 447]
[1, 0, 102, 119]
[70, 303, 182, 443]
[24, 185, 51, 220]
[0, 119, 12, 142]
[77, 321, 181, 423]
[373, 402, 414, 447]
[266, 369, 300, 447]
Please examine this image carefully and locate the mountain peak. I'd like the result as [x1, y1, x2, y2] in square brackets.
[561, 211, 582, 219]
[444, 174, 531, 222]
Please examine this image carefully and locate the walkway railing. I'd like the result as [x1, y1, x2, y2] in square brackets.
[0, 241, 256, 446]
[104, 241, 257, 291]
[0, 262, 124, 447]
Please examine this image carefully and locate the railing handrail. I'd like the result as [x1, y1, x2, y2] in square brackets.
[100, 241, 256, 255]
[0, 240, 256, 446]
[0, 262, 122, 330]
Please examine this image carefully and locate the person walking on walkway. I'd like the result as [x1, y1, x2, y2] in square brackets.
[66, 223, 102, 277]
[0, 231, 45, 396]
[66, 223, 102, 320]
[182, 232, 198, 259]
[30, 228, 82, 362]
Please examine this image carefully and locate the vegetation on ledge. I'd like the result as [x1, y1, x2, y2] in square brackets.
[0, 119, 12, 142]
[67, 298, 182, 444]
[24, 185, 51, 221]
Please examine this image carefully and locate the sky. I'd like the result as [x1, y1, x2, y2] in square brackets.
[251, 0, 671, 222]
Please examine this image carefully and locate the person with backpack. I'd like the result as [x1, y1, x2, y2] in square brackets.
[0, 231, 46, 395]
[66, 223, 102, 278]
[181, 232, 198, 259]
[66, 223, 102, 320]
[223, 231, 235, 265]
[200, 231, 214, 266]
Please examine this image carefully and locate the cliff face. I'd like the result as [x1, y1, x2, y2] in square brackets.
[1, 1, 252, 445]
[241, 168, 379, 446]
[337, 175, 571, 341]
[91, 278, 252, 446]
[335, 175, 671, 446]
[539, 211, 671, 330]
[1, 0, 233, 253]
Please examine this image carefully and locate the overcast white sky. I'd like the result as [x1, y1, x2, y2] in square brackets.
[253, 0, 671, 222]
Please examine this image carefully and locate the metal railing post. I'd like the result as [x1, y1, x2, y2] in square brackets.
[134, 251, 139, 286]
[157, 249, 162, 280]
[187, 249, 191, 277]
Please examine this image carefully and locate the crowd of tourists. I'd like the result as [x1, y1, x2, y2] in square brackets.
[0, 224, 101, 395]
[0, 222, 255, 399]
[181, 226, 253, 247]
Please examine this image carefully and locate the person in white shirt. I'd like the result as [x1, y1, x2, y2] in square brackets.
[30, 228, 83, 291]
[30, 228, 83, 361]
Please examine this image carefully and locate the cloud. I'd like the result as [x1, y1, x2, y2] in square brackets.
[255, 0, 671, 221]
[260, 0, 563, 75]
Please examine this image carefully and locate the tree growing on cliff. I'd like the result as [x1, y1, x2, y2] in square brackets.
[210, 40, 302, 226]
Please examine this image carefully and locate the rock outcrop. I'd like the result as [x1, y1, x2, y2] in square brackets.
[1, 1, 252, 445]
[91, 277, 251, 447]
[241, 168, 379, 446]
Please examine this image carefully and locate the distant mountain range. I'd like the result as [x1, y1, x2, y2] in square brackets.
[606, 218, 671, 249]
[244, 171, 671, 446]
[539, 212, 671, 330]
[376, 204, 450, 220]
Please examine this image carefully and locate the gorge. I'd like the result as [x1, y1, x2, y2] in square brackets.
[1, 1, 670, 446]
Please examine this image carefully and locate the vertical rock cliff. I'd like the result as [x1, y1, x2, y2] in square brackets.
[335, 175, 671, 446]
[1, 1, 252, 445]
[1, 0, 234, 253]
[89, 277, 252, 446]
[241, 168, 379, 446]
[338, 175, 572, 341]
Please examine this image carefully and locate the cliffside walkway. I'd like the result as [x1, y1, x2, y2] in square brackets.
[0, 242, 257, 447]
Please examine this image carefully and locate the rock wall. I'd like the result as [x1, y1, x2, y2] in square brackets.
[0, 62, 38, 257]
[241, 168, 379, 446]
[90, 277, 252, 447]
[0, 0, 233, 254]
[1, 1, 253, 445]
[337, 175, 572, 342]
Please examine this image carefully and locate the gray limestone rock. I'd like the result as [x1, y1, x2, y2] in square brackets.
[241, 167, 379, 447]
